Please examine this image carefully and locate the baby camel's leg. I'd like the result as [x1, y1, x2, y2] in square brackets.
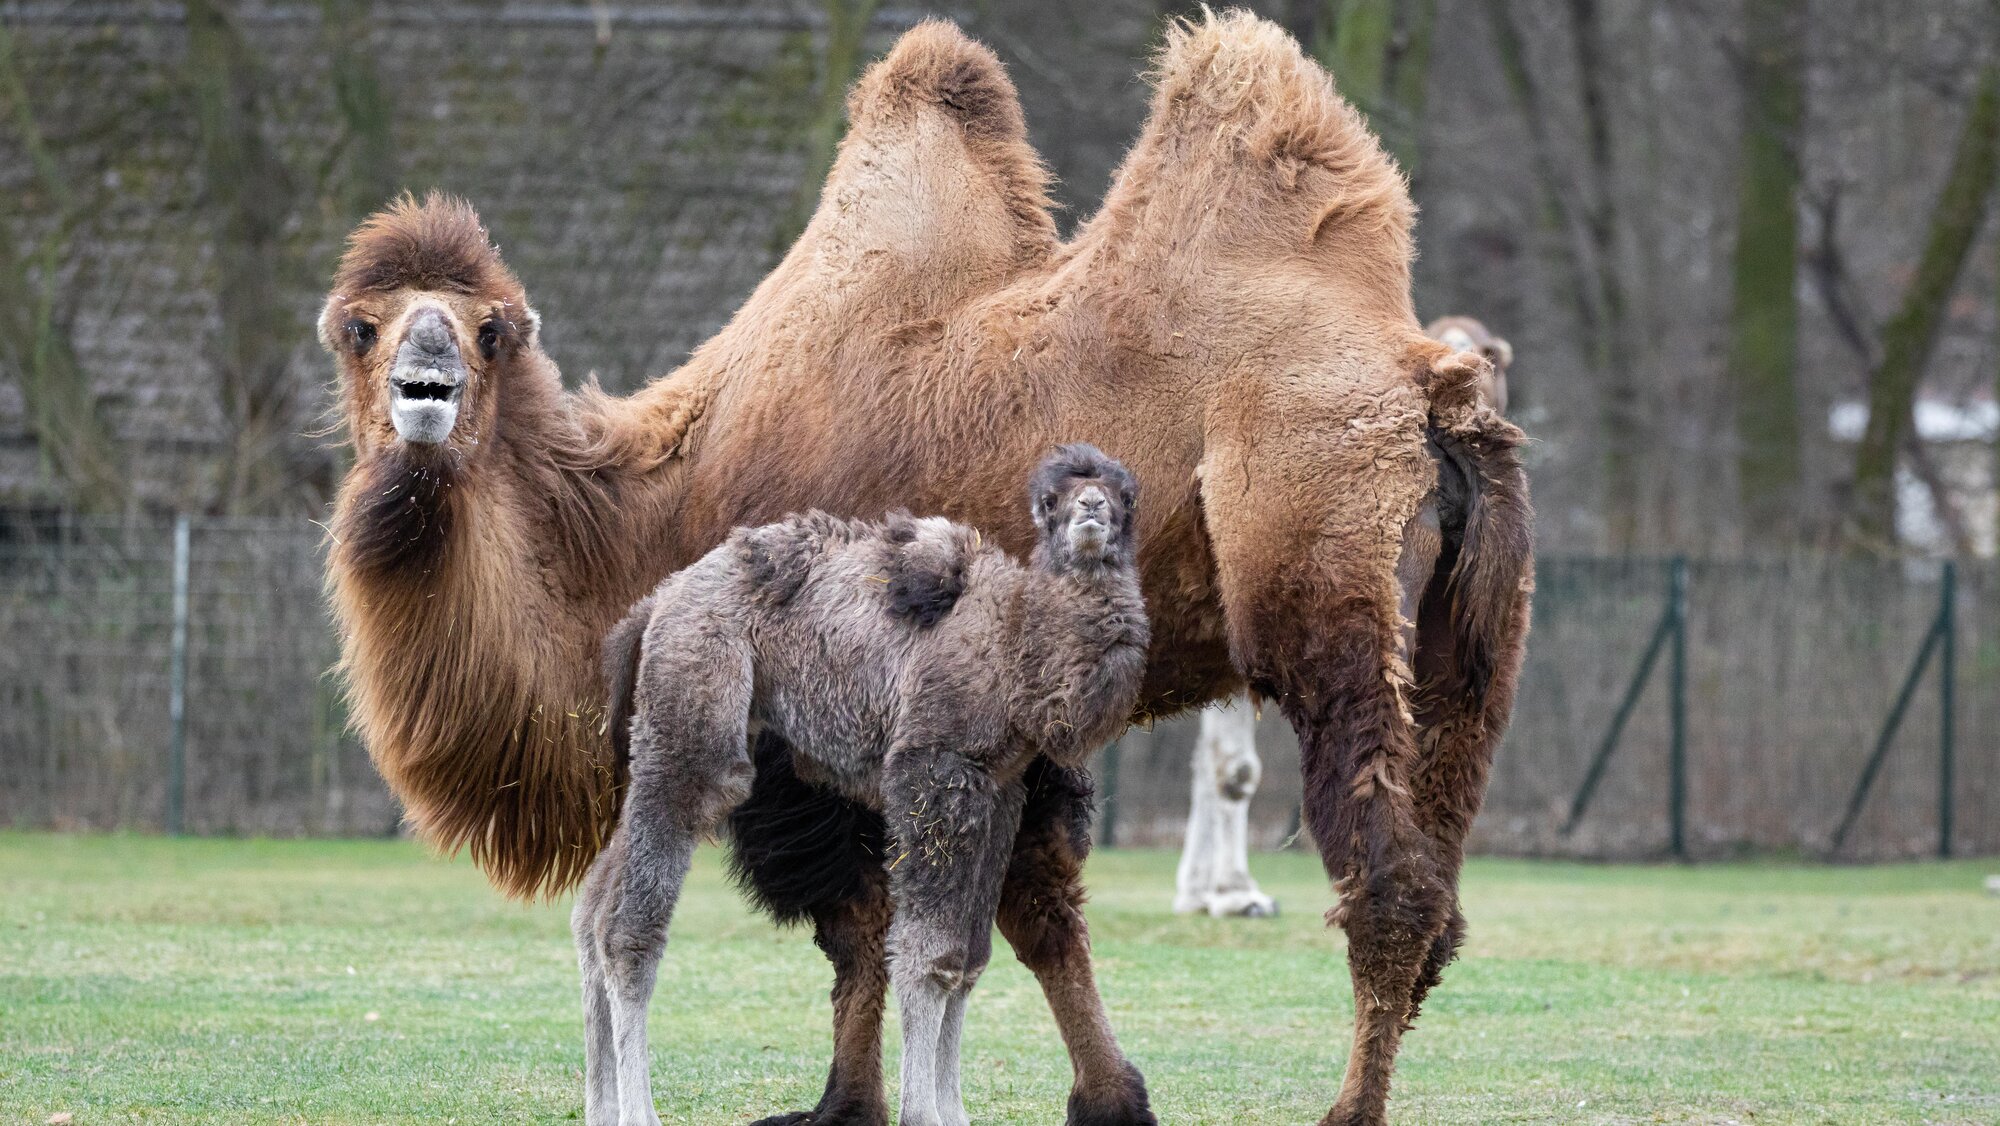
[596, 822, 696, 1126]
[885, 751, 1026, 1126]
[574, 835, 627, 1126]
[592, 636, 757, 1126]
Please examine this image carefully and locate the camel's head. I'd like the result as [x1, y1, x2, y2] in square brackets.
[320, 193, 540, 459]
[1028, 444, 1139, 572]
[1425, 316, 1512, 414]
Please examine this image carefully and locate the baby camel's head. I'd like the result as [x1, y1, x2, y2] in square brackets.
[1028, 444, 1138, 572]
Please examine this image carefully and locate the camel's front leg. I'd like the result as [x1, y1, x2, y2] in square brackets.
[997, 760, 1156, 1126]
[884, 751, 1025, 1126]
[1173, 693, 1276, 918]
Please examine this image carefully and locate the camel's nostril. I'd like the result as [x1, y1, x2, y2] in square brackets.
[408, 310, 454, 357]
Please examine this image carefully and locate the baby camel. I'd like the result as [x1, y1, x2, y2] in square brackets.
[576, 445, 1149, 1126]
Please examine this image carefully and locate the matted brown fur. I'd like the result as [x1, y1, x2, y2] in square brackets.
[323, 12, 1531, 1122]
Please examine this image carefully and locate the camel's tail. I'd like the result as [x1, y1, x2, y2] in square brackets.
[1408, 365, 1534, 854]
[1429, 414, 1533, 707]
[601, 593, 655, 773]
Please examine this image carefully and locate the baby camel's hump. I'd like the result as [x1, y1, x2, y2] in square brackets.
[721, 509, 985, 786]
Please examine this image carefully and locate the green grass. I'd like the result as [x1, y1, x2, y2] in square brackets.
[2, 834, 1997, 1124]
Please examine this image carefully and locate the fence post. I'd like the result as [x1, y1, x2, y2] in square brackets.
[1938, 560, 1955, 859]
[1562, 557, 1679, 837]
[1668, 556, 1688, 861]
[1830, 566, 1951, 854]
[167, 514, 190, 836]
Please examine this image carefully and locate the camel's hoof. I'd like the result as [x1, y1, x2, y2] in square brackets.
[748, 1102, 887, 1126]
[1065, 1064, 1156, 1126]
[1206, 890, 1278, 918]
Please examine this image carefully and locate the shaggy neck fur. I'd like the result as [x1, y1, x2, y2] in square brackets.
[329, 343, 705, 898]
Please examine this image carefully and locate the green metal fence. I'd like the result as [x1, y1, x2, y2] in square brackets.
[1, 516, 1993, 859]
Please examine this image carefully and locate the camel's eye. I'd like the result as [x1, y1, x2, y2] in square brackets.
[477, 320, 502, 360]
[346, 319, 377, 355]
[1042, 492, 1060, 515]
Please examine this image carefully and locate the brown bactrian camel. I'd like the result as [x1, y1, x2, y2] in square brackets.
[319, 13, 1531, 1126]
[1175, 316, 1513, 921]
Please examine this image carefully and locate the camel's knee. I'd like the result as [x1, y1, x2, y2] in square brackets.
[891, 918, 986, 996]
[630, 731, 755, 836]
[1326, 848, 1449, 971]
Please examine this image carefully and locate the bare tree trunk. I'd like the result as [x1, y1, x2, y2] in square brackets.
[1728, 0, 1805, 543]
[319, 0, 398, 219]
[1850, 66, 2000, 548]
[187, 0, 312, 514]
[1302, 0, 1435, 175]
[777, 0, 881, 250]
[1485, 0, 1638, 546]
[0, 23, 124, 510]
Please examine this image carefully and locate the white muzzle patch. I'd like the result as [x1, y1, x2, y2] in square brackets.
[389, 308, 466, 444]
[390, 373, 462, 445]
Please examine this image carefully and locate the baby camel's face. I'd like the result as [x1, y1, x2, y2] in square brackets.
[1062, 482, 1120, 560]
[1036, 473, 1135, 567]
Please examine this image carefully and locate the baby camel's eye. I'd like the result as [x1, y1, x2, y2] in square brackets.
[476, 320, 502, 360]
[1041, 492, 1060, 514]
[345, 319, 377, 355]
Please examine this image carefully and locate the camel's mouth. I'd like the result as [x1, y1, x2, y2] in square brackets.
[387, 307, 468, 445]
[1066, 514, 1111, 557]
[389, 370, 463, 444]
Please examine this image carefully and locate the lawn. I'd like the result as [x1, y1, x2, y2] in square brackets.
[2, 834, 1996, 1124]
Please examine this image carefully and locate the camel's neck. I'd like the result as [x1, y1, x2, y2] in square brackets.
[325, 373, 705, 898]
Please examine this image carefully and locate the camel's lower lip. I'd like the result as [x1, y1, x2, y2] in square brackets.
[390, 381, 461, 444]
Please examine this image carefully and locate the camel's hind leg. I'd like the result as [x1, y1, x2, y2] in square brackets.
[996, 760, 1154, 1126]
[587, 629, 758, 1126]
[884, 751, 1025, 1126]
[1174, 694, 1276, 918]
[1201, 395, 1450, 1126]
[575, 835, 628, 1126]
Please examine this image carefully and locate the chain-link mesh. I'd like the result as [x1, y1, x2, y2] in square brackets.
[1, 518, 1991, 858]
[0, 515, 396, 835]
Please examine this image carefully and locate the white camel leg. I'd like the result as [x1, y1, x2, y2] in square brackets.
[593, 823, 696, 1126]
[1173, 692, 1276, 918]
[934, 987, 972, 1126]
[891, 938, 953, 1126]
[573, 887, 622, 1125]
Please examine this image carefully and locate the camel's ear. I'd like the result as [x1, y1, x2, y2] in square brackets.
[318, 295, 348, 355]
[516, 303, 541, 344]
[1416, 343, 1488, 419]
